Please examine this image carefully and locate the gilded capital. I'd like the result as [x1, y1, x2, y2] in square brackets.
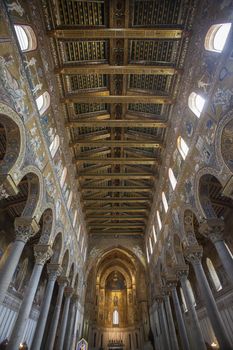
[34, 244, 53, 265]
[14, 217, 40, 243]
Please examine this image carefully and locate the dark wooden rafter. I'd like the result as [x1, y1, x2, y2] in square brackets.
[47, 0, 193, 237]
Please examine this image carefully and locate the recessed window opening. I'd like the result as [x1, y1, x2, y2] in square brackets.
[168, 168, 177, 190]
[14, 24, 37, 52]
[152, 225, 157, 244]
[187, 280, 196, 306]
[205, 23, 231, 52]
[60, 167, 67, 188]
[162, 192, 168, 213]
[146, 245, 150, 263]
[188, 92, 205, 118]
[206, 258, 222, 291]
[113, 310, 119, 325]
[77, 224, 81, 241]
[149, 236, 153, 254]
[157, 210, 162, 230]
[73, 210, 77, 227]
[49, 135, 60, 158]
[36, 92, 50, 115]
[177, 136, 189, 160]
[180, 287, 188, 313]
[67, 191, 73, 210]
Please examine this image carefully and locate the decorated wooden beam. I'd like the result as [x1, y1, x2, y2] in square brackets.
[83, 198, 152, 203]
[56, 65, 177, 75]
[49, 28, 183, 39]
[78, 173, 154, 179]
[82, 186, 151, 192]
[88, 224, 145, 229]
[67, 120, 167, 128]
[71, 140, 162, 148]
[75, 157, 158, 165]
[90, 232, 144, 237]
[86, 216, 147, 221]
[62, 95, 173, 104]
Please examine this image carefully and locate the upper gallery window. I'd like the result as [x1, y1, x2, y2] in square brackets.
[156, 210, 162, 230]
[149, 236, 153, 254]
[162, 192, 168, 213]
[49, 135, 60, 158]
[67, 191, 73, 210]
[168, 168, 177, 190]
[73, 210, 77, 227]
[205, 23, 231, 53]
[36, 92, 50, 115]
[188, 92, 205, 118]
[177, 136, 189, 160]
[60, 167, 67, 188]
[146, 245, 150, 263]
[152, 225, 157, 244]
[206, 258, 222, 292]
[14, 25, 37, 52]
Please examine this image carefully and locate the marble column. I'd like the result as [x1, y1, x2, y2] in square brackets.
[0, 217, 39, 304]
[164, 293, 179, 350]
[171, 286, 190, 350]
[186, 248, 232, 350]
[157, 298, 171, 350]
[8, 244, 53, 350]
[64, 294, 78, 350]
[178, 268, 206, 350]
[31, 263, 62, 350]
[45, 276, 69, 350]
[199, 218, 233, 285]
[57, 286, 74, 350]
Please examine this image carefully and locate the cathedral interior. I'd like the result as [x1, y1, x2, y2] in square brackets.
[0, 0, 233, 349]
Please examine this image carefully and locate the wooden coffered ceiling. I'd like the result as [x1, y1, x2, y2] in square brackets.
[45, 0, 195, 238]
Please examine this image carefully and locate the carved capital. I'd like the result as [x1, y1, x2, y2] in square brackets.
[175, 264, 189, 280]
[184, 245, 203, 265]
[155, 295, 164, 304]
[47, 263, 63, 281]
[57, 276, 69, 287]
[199, 218, 224, 243]
[64, 286, 74, 298]
[0, 174, 18, 200]
[34, 244, 53, 265]
[72, 293, 79, 304]
[14, 217, 40, 243]
[165, 274, 178, 291]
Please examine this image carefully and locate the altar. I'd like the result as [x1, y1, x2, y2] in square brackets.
[108, 339, 124, 350]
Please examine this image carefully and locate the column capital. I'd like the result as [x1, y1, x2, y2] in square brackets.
[14, 217, 40, 243]
[155, 294, 164, 304]
[199, 218, 224, 243]
[184, 245, 203, 266]
[64, 286, 74, 298]
[57, 276, 69, 287]
[175, 264, 189, 280]
[165, 275, 178, 291]
[47, 263, 63, 281]
[34, 244, 53, 265]
[72, 293, 79, 303]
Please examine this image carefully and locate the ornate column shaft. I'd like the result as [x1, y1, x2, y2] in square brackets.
[199, 218, 233, 285]
[0, 217, 39, 304]
[185, 247, 232, 350]
[171, 285, 190, 350]
[31, 263, 63, 350]
[45, 276, 69, 350]
[57, 286, 74, 350]
[163, 291, 179, 350]
[8, 244, 53, 350]
[177, 266, 206, 350]
[156, 297, 171, 350]
[64, 294, 79, 350]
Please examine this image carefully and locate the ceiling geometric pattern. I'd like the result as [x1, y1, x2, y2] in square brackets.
[45, 0, 195, 238]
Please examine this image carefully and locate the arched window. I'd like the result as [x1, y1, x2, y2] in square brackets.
[113, 310, 119, 325]
[149, 236, 153, 254]
[180, 287, 188, 313]
[205, 23, 231, 53]
[77, 224, 81, 241]
[225, 242, 233, 259]
[162, 192, 168, 213]
[206, 258, 222, 291]
[177, 136, 189, 160]
[157, 210, 162, 230]
[168, 168, 177, 190]
[188, 92, 205, 118]
[84, 247, 87, 262]
[49, 135, 60, 158]
[14, 25, 37, 52]
[67, 191, 73, 210]
[36, 91, 50, 115]
[60, 167, 67, 188]
[146, 245, 150, 263]
[187, 280, 196, 306]
[152, 225, 157, 244]
[73, 210, 77, 227]
[81, 236, 84, 252]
